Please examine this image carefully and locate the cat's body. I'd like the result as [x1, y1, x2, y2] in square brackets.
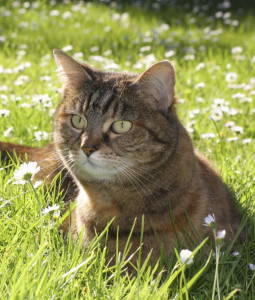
[0, 50, 242, 265]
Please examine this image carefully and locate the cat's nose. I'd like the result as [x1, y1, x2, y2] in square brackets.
[82, 146, 97, 157]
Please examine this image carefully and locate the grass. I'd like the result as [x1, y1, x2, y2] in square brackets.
[0, 0, 255, 299]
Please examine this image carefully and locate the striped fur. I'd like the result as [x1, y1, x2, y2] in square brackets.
[0, 50, 243, 267]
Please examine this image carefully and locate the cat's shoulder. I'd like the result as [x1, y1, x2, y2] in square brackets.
[194, 149, 222, 181]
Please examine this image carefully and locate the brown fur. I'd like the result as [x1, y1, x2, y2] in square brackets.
[0, 50, 243, 266]
[0, 142, 76, 201]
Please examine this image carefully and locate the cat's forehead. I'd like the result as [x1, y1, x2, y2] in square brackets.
[85, 81, 136, 118]
[63, 72, 142, 118]
[93, 71, 136, 91]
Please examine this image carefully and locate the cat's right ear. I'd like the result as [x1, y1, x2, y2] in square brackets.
[53, 49, 92, 87]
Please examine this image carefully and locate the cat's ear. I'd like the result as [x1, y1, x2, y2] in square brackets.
[53, 49, 92, 87]
[134, 61, 175, 111]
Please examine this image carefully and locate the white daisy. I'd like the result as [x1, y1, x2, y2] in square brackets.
[42, 204, 60, 215]
[180, 249, 194, 265]
[249, 263, 255, 271]
[242, 138, 252, 144]
[216, 230, 226, 239]
[13, 162, 40, 185]
[34, 180, 43, 189]
[3, 126, 14, 138]
[53, 210, 61, 220]
[0, 109, 10, 117]
[231, 126, 244, 134]
[225, 72, 238, 82]
[34, 130, 49, 141]
[201, 133, 216, 139]
[231, 46, 243, 54]
[204, 214, 216, 228]
[226, 137, 239, 142]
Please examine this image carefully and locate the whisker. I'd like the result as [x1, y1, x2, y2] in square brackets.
[115, 163, 161, 217]
[124, 161, 159, 183]
[119, 162, 163, 211]
[115, 163, 143, 200]
[119, 163, 151, 197]
[125, 164, 154, 185]
[112, 163, 124, 189]
[124, 167, 152, 195]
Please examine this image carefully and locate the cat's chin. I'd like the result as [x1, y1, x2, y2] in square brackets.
[82, 160, 117, 181]
[67, 150, 118, 182]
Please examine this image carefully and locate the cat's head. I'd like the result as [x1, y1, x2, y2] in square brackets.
[53, 50, 178, 184]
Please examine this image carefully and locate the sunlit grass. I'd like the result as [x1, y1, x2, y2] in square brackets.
[0, 0, 255, 299]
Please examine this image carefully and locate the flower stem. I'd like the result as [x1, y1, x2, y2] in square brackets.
[28, 179, 42, 217]
[212, 229, 221, 300]
[28, 180, 43, 244]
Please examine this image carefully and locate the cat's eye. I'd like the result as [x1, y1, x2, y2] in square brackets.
[71, 115, 87, 130]
[111, 120, 132, 134]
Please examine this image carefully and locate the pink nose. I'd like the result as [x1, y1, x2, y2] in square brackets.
[82, 147, 97, 156]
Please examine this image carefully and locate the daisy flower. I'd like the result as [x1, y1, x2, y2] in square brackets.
[225, 72, 238, 82]
[216, 230, 226, 245]
[216, 230, 226, 239]
[34, 180, 43, 189]
[42, 204, 60, 215]
[53, 210, 61, 220]
[204, 214, 216, 228]
[231, 46, 243, 54]
[180, 249, 194, 265]
[13, 162, 40, 185]
[0, 109, 10, 117]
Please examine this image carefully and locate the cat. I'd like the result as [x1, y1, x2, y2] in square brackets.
[0, 50, 243, 266]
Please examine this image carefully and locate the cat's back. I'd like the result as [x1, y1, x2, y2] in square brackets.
[195, 150, 242, 237]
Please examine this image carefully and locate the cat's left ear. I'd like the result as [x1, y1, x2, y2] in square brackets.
[53, 49, 92, 87]
[134, 61, 175, 111]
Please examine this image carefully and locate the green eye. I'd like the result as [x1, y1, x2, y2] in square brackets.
[71, 115, 87, 129]
[111, 120, 132, 134]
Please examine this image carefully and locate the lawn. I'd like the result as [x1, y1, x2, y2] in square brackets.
[0, 0, 255, 299]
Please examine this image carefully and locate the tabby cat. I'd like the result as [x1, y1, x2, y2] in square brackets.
[0, 50, 242, 265]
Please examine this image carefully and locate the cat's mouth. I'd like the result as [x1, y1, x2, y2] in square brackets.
[86, 156, 112, 170]
[67, 150, 120, 181]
